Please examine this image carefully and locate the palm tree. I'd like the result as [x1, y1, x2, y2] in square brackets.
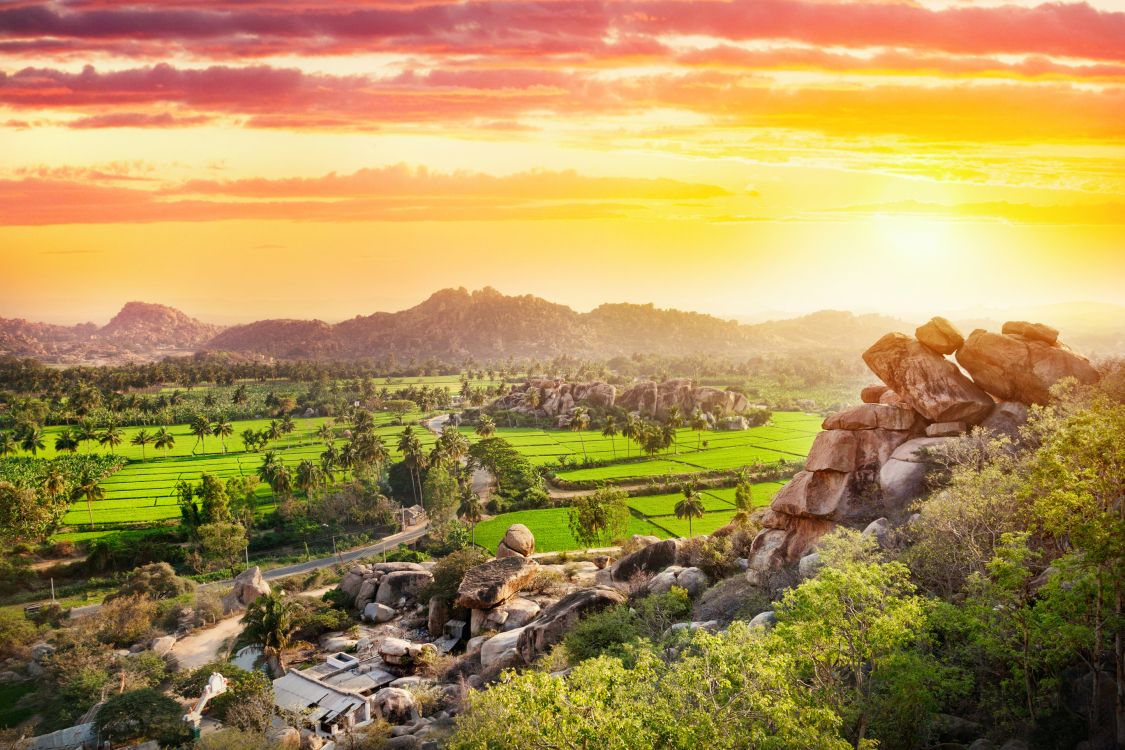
[240, 590, 297, 677]
[266, 420, 282, 445]
[72, 469, 106, 529]
[54, 430, 80, 454]
[20, 427, 46, 457]
[295, 459, 324, 514]
[398, 427, 425, 504]
[257, 450, 282, 486]
[154, 427, 175, 459]
[674, 485, 706, 538]
[316, 422, 334, 445]
[231, 384, 248, 405]
[42, 469, 66, 501]
[570, 407, 590, 461]
[621, 415, 638, 458]
[279, 415, 295, 445]
[0, 432, 16, 457]
[98, 425, 123, 455]
[130, 429, 153, 462]
[213, 419, 233, 454]
[690, 410, 709, 451]
[74, 420, 97, 453]
[459, 489, 483, 545]
[475, 415, 496, 439]
[601, 416, 618, 459]
[190, 415, 212, 455]
[665, 406, 683, 454]
[240, 428, 259, 452]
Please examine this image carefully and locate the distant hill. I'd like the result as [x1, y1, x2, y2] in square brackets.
[203, 287, 916, 361]
[4, 290, 1119, 365]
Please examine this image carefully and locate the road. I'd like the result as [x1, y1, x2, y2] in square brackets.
[66, 523, 429, 619]
[425, 414, 493, 502]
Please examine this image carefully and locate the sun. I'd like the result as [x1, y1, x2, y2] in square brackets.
[872, 213, 952, 261]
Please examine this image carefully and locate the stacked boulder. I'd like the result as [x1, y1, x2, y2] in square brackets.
[456, 556, 541, 636]
[221, 566, 271, 613]
[748, 316, 1098, 571]
[337, 562, 434, 620]
[491, 377, 753, 421]
[496, 524, 535, 559]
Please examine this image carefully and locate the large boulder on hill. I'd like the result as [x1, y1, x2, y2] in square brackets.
[497, 524, 535, 558]
[822, 403, 920, 431]
[805, 430, 857, 472]
[863, 333, 994, 424]
[747, 512, 836, 569]
[693, 386, 749, 415]
[456, 556, 539, 610]
[222, 566, 270, 612]
[516, 586, 627, 664]
[480, 626, 526, 670]
[371, 687, 418, 725]
[1001, 320, 1058, 345]
[375, 570, 433, 608]
[860, 384, 890, 404]
[610, 538, 679, 581]
[572, 381, 616, 409]
[770, 470, 852, 520]
[878, 437, 950, 508]
[915, 316, 964, 355]
[980, 400, 1029, 436]
[956, 328, 1098, 405]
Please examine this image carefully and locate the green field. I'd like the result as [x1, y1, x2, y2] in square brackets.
[472, 507, 673, 554]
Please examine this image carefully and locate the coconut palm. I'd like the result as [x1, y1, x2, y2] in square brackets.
[570, 407, 591, 461]
[674, 485, 706, 538]
[20, 427, 46, 457]
[257, 451, 282, 486]
[266, 420, 282, 445]
[601, 416, 618, 459]
[213, 419, 233, 454]
[75, 420, 99, 453]
[72, 469, 106, 529]
[190, 415, 212, 455]
[459, 489, 484, 545]
[295, 459, 325, 514]
[690, 410, 709, 451]
[240, 590, 298, 677]
[42, 469, 66, 501]
[154, 427, 175, 459]
[130, 429, 153, 462]
[475, 415, 496, 439]
[279, 415, 295, 445]
[0, 432, 16, 458]
[98, 425, 123, 455]
[665, 406, 683, 454]
[398, 427, 425, 504]
[54, 430, 80, 454]
[316, 421, 335, 445]
[621, 415, 639, 458]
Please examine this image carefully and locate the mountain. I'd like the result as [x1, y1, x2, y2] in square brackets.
[0, 302, 220, 364]
[202, 287, 919, 361]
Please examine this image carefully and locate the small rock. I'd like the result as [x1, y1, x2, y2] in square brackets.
[748, 610, 777, 629]
[926, 421, 966, 437]
[150, 635, 176, 657]
[364, 602, 396, 623]
[915, 316, 965, 355]
[372, 687, 418, 725]
[798, 552, 822, 579]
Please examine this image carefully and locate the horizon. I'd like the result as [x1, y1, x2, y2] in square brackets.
[2, 0, 1124, 325]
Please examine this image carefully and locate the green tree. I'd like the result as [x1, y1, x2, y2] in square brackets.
[98, 425, 123, 455]
[570, 407, 591, 461]
[422, 459, 459, 526]
[154, 426, 175, 459]
[198, 521, 248, 576]
[475, 414, 496, 439]
[690, 409, 708, 450]
[601, 415, 618, 459]
[240, 590, 298, 677]
[130, 428, 153, 461]
[72, 469, 105, 529]
[665, 405, 683, 454]
[567, 488, 630, 549]
[197, 472, 232, 523]
[674, 485, 705, 538]
[190, 415, 213, 454]
[0, 480, 67, 543]
[95, 689, 191, 746]
[459, 488, 484, 545]
[0, 432, 16, 457]
[53, 430, 79, 454]
[296, 459, 325, 514]
[213, 418, 234, 454]
[20, 426, 45, 456]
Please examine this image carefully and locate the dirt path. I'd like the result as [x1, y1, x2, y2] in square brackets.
[171, 615, 245, 671]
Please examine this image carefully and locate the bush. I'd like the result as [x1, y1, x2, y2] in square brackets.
[634, 587, 692, 640]
[176, 660, 252, 697]
[562, 605, 640, 664]
[211, 670, 275, 732]
[95, 688, 191, 746]
[0, 610, 37, 659]
[95, 594, 159, 647]
[107, 562, 194, 602]
[677, 534, 738, 580]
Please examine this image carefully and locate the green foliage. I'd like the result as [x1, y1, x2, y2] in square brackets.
[423, 546, 490, 605]
[567, 488, 630, 548]
[210, 669, 275, 732]
[107, 561, 194, 602]
[563, 605, 642, 664]
[0, 609, 38, 658]
[198, 521, 248, 574]
[95, 688, 192, 746]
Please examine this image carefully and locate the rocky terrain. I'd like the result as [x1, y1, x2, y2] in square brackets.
[746, 316, 1100, 572]
[0, 301, 221, 364]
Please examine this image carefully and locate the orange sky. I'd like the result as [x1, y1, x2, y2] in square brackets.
[1, 0, 1123, 324]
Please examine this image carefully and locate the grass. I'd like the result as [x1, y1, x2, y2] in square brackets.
[0, 682, 35, 729]
[472, 507, 672, 554]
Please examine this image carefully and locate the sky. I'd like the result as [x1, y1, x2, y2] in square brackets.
[0, 0, 1123, 325]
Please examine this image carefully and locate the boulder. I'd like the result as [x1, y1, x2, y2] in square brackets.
[480, 627, 526, 670]
[500, 524, 535, 557]
[862, 518, 892, 548]
[957, 328, 1098, 405]
[891, 437, 950, 462]
[798, 552, 822, 579]
[465, 635, 488, 657]
[822, 403, 920, 432]
[496, 597, 541, 631]
[1001, 320, 1058, 345]
[363, 602, 396, 623]
[915, 316, 964, 355]
[878, 459, 927, 509]
[222, 566, 271, 612]
[926, 421, 966, 437]
[853, 428, 916, 467]
[770, 470, 850, 520]
[371, 687, 418, 725]
[355, 578, 380, 611]
[804, 430, 857, 473]
[267, 725, 301, 750]
[980, 401, 1029, 436]
[456, 557, 539, 610]
[427, 596, 450, 637]
[376, 570, 434, 608]
[647, 566, 708, 598]
[863, 333, 994, 424]
[860, 384, 890, 404]
[150, 636, 176, 657]
[747, 513, 835, 570]
[748, 610, 777, 629]
[339, 571, 366, 602]
[610, 539, 680, 581]
[516, 586, 627, 664]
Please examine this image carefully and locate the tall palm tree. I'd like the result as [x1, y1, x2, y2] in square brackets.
[570, 407, 590, 462]
[674, 485, 705, 538]
[295, 459, 324, 514]
[20, 427, 46, 457]
[601, 416, 618, 459]
[621, 415, 638, 459]
[130, 429, 153, 462]
[271, 462, 293, 502]
[213, 419, 233, 454]
[665, 406, 683, 454]
[475, 415, 496, 440]
[42, 469, 66, 501]
[240, 590, 297, 677]
[190, 415, 212, 455]
[0, 432, 16, 457]
[279, 415, 295, 446]
[98, 425, 123, 455]
[54, 430, 80, 454]
[75, 420, 99, 453]
[459, 489, 483, 545]
[316, 422, 334, 445]
[154, 427, 175, 459]
[72, 469, 106, 529]
[690, 410, 709, 451]
[398, 427, 424, 504]
[266, 420, 282, 445]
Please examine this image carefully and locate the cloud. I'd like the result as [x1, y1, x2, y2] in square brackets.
[829, 200, 1125, 225]
[67, 111, 214, 128]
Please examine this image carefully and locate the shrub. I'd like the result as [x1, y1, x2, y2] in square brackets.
[421, 547, 489, 605]
[525, 568, 568, 597]
[0, 610, 37, 659]
[95, 594, 158, 647]
[107, 562, 194, 602]
[95, 688, 192, 746]
[634, 587, 692, 640]
[195, 728, 278, 750]
[175, 660, 252, 697]
[562, 605, 640, 664]
[211, 670, 275, 732]
[678, 534, 738, 580]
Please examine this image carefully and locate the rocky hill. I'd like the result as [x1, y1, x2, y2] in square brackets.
[99, 301, 220, 348]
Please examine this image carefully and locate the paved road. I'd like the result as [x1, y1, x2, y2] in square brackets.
[66, 523, 429, 619]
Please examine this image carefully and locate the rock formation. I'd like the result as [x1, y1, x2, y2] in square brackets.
[496, 524, 535, 559]
[222, 566, 271, 612]
[338, 562, 432, 612]
[747, 316, 1099, 572]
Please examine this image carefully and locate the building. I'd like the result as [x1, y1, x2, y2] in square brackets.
[272, 652, 395, 739]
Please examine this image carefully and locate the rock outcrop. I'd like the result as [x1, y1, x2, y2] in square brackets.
[746, 315, 1098, 572]
[456, 557, 538, 610]
[222, 566, 270, 612]
[336, 562, 431, 612]
[610, 539, 680, 581]
[496, 524, 535, 559]
[956, 328, 1099, 405]
[516, 586, 627, 664]
[491, 377, 756, 421]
